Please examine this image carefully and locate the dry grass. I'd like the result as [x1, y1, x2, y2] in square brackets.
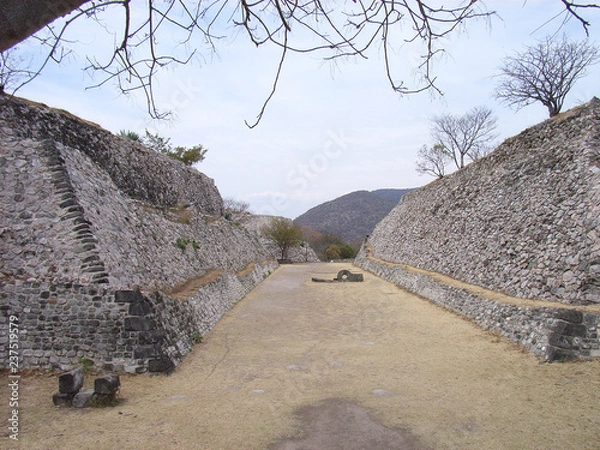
[167, 269, 224, 300]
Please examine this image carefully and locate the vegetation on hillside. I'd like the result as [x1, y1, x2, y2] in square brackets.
[119, 129, 207, 166]
[294, 189, 412, 246]
[301, 227, 358, 261]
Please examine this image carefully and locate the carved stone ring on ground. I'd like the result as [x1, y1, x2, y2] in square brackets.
[311, 269, 365, 283]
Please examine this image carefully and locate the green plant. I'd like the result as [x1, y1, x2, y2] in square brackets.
[79, 357, 94, 373]
[262, 217, 303, 260]
[143, 130, 207, 165]
[192, 333, 203, 344]
[118, 129, 140, 141]
[176, 237, 190, 252]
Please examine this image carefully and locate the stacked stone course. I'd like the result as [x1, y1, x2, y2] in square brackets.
[356, 253, 600, 361]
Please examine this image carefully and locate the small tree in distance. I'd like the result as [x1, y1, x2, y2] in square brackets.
[118, 129, 140, 141]
[415, 143, 448, 179]
[495, 35, 600, 117]
[262, 218, 303, 261]
[223, 197, 250, 214]
[416, 106, 497, 179]
[431, 106, 497, 171]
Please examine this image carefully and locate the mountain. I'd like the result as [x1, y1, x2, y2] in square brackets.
[294, 189, 413, 245]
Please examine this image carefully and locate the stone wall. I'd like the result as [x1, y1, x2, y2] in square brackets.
[0, 94, 223, 213]
[365, 98, 600, 305]
[0, 260, 277, 373]
[0, 94, 278, 372]
[356, 248, 600, 361]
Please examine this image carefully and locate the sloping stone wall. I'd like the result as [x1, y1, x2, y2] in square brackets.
[0, 94, 223, 213]
[0, 94, 278, 372]
[365, 98, 600, 305]
[356, 247, 600, 361]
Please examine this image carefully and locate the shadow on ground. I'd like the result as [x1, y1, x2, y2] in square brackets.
[268, 397, 428, 450]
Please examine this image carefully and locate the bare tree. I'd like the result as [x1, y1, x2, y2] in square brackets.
[223, 197, 250, 214]
[0, 47, 35, 92]
[495, 35, 600, 117]
[415, 143, 449, 179]
[430, 106, 498, 171]
[0, 1, 598, 124]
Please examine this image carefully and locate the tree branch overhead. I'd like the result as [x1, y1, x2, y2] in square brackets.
[1, 1, 599, 124]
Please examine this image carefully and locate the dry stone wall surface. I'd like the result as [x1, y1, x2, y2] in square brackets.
[0, 94, 278, 372]
[0, 261, 278, 373]
[356, 251, 600, 361]
[366, 98, 600, 305]
[0, 94, 223, 213]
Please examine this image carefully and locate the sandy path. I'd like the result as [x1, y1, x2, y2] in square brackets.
[3, 263, 600, 449]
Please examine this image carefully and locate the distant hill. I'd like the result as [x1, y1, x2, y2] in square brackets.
[294, 189, 413, 245]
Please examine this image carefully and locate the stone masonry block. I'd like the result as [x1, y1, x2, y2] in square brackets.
[124, 316, 153, 331]
[562, 323, 588, 337]
[52, 392, 75, 407]
[555, 309, 584, 324]
[138, 330, 163, 345]
[58, 367, 83, 394]
[94, 374, 120, 395]
[129, 299, 152, 316]
[148, 355, 175, 374]
[92, 393, 118, 407]
[115, 290, 144, 304]
[72, 389, 95, 408]
[134, 344, 161, 359]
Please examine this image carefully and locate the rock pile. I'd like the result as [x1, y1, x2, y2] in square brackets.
[52, 368, 120, 408]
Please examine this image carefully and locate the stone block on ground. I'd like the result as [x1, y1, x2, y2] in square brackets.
[72, 389, 95, 408]
[94, 374, 120, 395]
[336, 270, 364, 282]
[58, 367, 83, 394]
[52, 392, 75, 407]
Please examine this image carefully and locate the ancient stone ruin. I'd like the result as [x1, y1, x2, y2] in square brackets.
[356, 98, 600, 361]
[52, 367, 121, 408]
[311, 269, 364, 283]
[0, 93, 278, 373]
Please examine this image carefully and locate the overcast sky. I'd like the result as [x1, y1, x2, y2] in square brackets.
[14, 1, 600, 219]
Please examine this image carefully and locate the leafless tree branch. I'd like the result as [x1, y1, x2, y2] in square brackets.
[1, 1, 599, 124]
[494, 34, 600, 117]
[431, 106, 498, 170]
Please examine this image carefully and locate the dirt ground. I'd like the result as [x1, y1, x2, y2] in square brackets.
[3, 263, 600, 449]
